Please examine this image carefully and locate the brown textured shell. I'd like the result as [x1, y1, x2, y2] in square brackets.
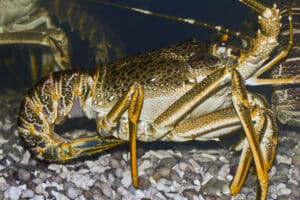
[92, 40, 227, 111]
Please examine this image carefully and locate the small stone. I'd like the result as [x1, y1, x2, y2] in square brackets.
[138, 160, 153, 172]
[35, 184, 44, 194]
[276, 155, 292, 164]
[51, 191, 69, 200]
[159, 157, 178, 168]
[144, 167, 154, 177]
[135, 189, 145, 199]
[109, 158, 120, 169]
[219, 156, 229, 163]
[183, 171, 202, 183]
[155, 178, 173, 192]
[66, 172, 95, 190]
[4, 186, 22, 200]
[245, 192, 256, 200]
[111, 151, 123, 160]
[64, 181, 76, 191]
[48, 164, 62, 172]
[218, 164, 230, 180]
[98, 182, 112, 197]
[120, 171, 132, 187]
[170, 170, 182, 183]
[17, 168, 31, 182]
[152, 165, 171, 181]
[32, 195, 45, 200]
[21, 189, 35, 198]
[66, 186, 83, 199]
[2, 120, 12, 131]
[138, 176, 150, 190]
[288, 183, 300, 198]
[292, 155, 300, 166]
[182, 188, 199, 200]
[278, 187, 291, 196]
[0, 176, 8, 191]
[115, 168, 124, 178]
[20, 150, 31, 164]
[193, 179, 201, 186]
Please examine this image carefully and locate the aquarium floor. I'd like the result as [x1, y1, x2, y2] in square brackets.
[0, 89, 299, 200]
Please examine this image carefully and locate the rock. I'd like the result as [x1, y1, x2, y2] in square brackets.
[66, 186, 83, 199]
[0, 176, 8, 191]
[135, 189, 145, 199]
[138, 176, 151, 190]
[159, 157, 178, 168]
[4, 186, 22, 200]
[20, 150, 31, 165]
[152, 165, 172, 181]
[98, 182, 113, 197]
[182, 188, 199, 200]
[109, 158, 120, 169]
[276, 155, 292, 165]
[21, 189, 35, 198]
[32, 195, 45, 200]
[51, 191, 70, 200]
[183, 171, 202, 184]
[292, 155, 300, 166]
[66, 171, 95, 190]
[17, 168, 31, 182]
[277, 187, 291, 196]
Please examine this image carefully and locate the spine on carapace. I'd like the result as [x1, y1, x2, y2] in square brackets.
[17, 69, 96, 160]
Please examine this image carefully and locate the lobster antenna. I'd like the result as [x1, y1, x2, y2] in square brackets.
[90, 0, 252, 41]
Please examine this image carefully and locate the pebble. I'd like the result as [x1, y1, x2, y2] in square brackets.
[276, 155, 292, 165]
[51, 191, 70, 200]
[277, 187, 291, 196]
[292, 155, 300, 166]
[66, 172, 95, 190]
[135, 189, 145, 199]
[159, 157, 178, 168]
[138, 176, 151, 190]
[182, 188, 199, 200]
[0, 90, 300, 200]
[0, 176, 8, 191]
[20, 150, 31, 164]
[21, 189, 35, 198]
[32, 195, 45, 200]
[4, 186, 22, 200]
[66, 186, 82, 199]
[183, 171, 202, 183]
[17, 168, 31, 182]
[152, 165, 172, 181]
[121, 171, 132, 187]
[98, 182, 113, 197]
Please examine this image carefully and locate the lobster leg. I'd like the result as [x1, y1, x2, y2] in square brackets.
[167, 93, 277, 199]
[149, 66, 272, 199]
[96, 83, 144, 188]
[231, 69, 274, 200]
[43, 136, 125, 162]
[0, 29, 71, 70]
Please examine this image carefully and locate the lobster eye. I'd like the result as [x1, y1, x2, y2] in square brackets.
[219, 42, 227, 47]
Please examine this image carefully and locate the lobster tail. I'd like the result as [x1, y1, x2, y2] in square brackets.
[17, 69, 123, 162]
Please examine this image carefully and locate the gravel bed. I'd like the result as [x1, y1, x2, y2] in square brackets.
[0, 89, 299, 200]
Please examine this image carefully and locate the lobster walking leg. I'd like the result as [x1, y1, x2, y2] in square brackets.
[167, 94, 277, 199]
[96, 83, 144, 187]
